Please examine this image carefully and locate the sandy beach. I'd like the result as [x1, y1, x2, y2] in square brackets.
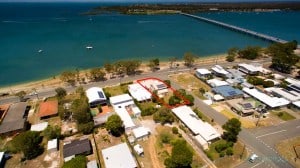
[0, 54, 226, 94]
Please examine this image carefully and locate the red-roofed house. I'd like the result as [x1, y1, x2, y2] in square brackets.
[38, 100, 58, 119]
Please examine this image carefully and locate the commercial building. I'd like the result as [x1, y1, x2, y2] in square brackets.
[86, 87, 107, 107]
[0, 102, 29, 136]
[38, 100, 58, 119]
[128, 83, 152, 102]
[102, 143, 137, 168]
[242, 88, 290, 108]
[172, 106, 220, 143]
[212, 85, 244, 100]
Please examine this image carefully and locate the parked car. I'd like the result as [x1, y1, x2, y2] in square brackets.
[249, 154, 259, 163]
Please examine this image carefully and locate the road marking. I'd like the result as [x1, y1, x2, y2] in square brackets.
[251, 161, 264, 168]
[256, 130, 287, 138]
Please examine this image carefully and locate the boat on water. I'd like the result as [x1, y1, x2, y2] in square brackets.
[86, 46, 93, 50]
[38, 49, 43, 53]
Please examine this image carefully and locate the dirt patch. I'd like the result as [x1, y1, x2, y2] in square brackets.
[276, 136, 300, 168]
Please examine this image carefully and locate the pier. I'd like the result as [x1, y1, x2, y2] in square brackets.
[180, 12, 300, 49]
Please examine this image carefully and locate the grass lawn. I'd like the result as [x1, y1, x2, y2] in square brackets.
[271, 111, 296, 121]
[171, 73, 211, 91]
[276, 136, 300, 168]
[220, 109, 256, 128]
[205, 139, 247, 168]
[103, 83, 131, 97]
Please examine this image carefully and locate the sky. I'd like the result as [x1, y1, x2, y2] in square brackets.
[1, 0, 300, 2]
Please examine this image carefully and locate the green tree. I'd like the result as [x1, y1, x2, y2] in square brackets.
[75, 86, 85, 97]
[63, 155, 87, 168]
[226, 47, 238, 62]
[148, 60, 157, 72]
[55, 87, 67, 99]
[106, 114, 124, 136]
[164, 140, 193, 168]
[43, 125, 61, 140]
[60, 71, 76, 85]
[262, 80, 274, 88]
[11, 131, 44, 160]
[222, 118, 242, 142]
[168, 95, 181, 106]
[153, 107, 174, 125]
[183, 52, 197, 67]
[122, 60, 141, 75]
[268, 41, 299, 73]
[15, 91, 26, 101]
[78, 122, 94, 134]
[90, 67, 106, 81]
[71, 98, 91, 124]
[141, 106, 157, 116]
[114, 61, 126, 76]
[238, 46, 261, 60]
[185, 94, 194, 106]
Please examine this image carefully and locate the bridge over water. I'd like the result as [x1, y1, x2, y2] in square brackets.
[180, 12, 300, 49]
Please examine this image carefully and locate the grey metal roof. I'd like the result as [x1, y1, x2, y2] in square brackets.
[63, 138, 92, 158]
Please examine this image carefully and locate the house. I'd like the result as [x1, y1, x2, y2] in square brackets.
[211, 65, 229, 77]
[212, 85, 244, 100]
[102, 143, 137, 168]
[109, 94, 140, 130]
[285, 78, 300, 93]
[63, 138, 92, 162]
[128, 83, 152, 102]
[207, 79, 229, 88]
[172, 106, 221, 144]
[265, 87, 300, 102]
[87, 160, 98, 168]
[238, 63, 271, 75]
[38, 100, 58, 119]
[0, 102, 29, 136]
[226, 69, 245, 86]
[86, 87, 107, 107]
[134, 144, 144, 156]
[195, 68, 212, 79]
[47, 139, 58, 153]
[241, 82, 254, 89]
[140, 79, 168, 98]
[30, 122, 48, 132]
[242, 88, 290, 108]
[226, 99, 255, 116]
[132, 127, 151, 141]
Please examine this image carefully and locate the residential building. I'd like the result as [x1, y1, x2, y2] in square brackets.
[0, 102, 29, 136]
[195, 68, 212, 79]
[226, 99, 255, 116]
[132, 127, 151, 141]
[128, 83, 152, 102]
[63, 138, 92, 162]
[212, 85, 244, 100]
[238, 63, 271, 75]
[242, 88, 290, 108]
[102, 143, 137, 168]
[38, 100, 58, 119]
[140, 79, 168, 98]
[86, 87, 107, 107]
[207, 79, 229, 88]
[211, 65, 229, 77]
[265, 87, 300, 102]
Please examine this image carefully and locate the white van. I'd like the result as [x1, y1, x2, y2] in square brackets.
[249, 154, 259, 163]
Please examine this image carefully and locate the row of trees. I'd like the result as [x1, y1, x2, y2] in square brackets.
[226, 46, 262, 62]
[247, 76, 275, 88]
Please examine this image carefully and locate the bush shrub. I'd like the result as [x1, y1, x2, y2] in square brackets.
[226, 147, 233, 156]
[172, 127, 178, 134]
[278, 112, 284, 117]
[160, 132, 172, 144]
[215, 143, 227, 153]
[219, 151, 225, 157]
[226, 141, 234, 148]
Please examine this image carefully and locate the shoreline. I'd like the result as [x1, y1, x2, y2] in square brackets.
[0, 53, 226, 94]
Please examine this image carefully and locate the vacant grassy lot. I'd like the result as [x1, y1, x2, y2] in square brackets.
[271, 111, 296, 121]
[205, 139, 247, 168]
[103, 82, 132, 97]
[220, 109, 256, 128]
[276, 136, 300, 168]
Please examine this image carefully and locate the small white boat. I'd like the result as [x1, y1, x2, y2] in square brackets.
[38, 49, 43, 53]
[86, 46, 93, 50]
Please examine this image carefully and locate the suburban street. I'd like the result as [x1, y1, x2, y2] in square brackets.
[0, 57, 296, 168]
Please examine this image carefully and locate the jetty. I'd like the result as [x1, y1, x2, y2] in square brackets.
[180, 12, 300, 49]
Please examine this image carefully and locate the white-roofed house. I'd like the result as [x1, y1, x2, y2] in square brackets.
[211, 65, 229, 77]
[242, 88, 290, 108]
[238, 63, 259, 75]
[47, 138, 58, 153]
[128, 83, 152, 102]
[30, 122, 48, 132]
[172, 106, 221, 145]
[109, 94, 141, 130]
[133, 144, 144, 156]
[265, 87, 300, 102]
[102, 143, 137, 168]
[207, 79, 229, 88]
[140, 79, 168, 98]
[86, 87, 107, 107]
[195, 68, 212, 79]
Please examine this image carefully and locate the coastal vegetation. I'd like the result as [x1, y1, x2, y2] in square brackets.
[84, 2, 300, 15]
[183, 52, 197, 67]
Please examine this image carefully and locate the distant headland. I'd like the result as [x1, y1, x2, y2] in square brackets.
[83, 2, 300, 15]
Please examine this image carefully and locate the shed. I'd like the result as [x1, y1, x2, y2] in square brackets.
[47, 139, 58, 153]
[30, 122, 48, 132]
[133, 144, 144, 156]
[132, 127, 150, 140]
[212, 85, 243, 99]
[38, 100, 58, 119]
[86, 87, 107, 107]
[102, 143, 137, 168]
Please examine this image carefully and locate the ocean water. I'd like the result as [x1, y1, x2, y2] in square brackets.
[0, 3, 299, 86]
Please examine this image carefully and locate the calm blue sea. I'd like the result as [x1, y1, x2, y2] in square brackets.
[0, 3, 300, 86]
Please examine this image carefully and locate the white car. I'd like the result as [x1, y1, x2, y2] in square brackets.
[249, 154, 259, 163]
